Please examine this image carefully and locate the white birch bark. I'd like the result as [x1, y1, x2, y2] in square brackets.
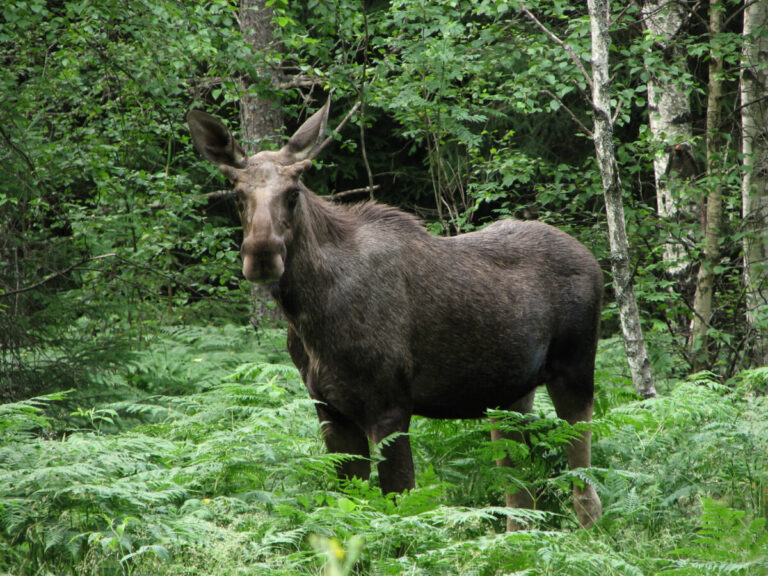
[641, 0, 695, 278]
[588, 0, 657, 397]
[741, 0, 768, 366]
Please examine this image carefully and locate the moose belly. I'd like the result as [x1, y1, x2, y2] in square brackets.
[410, 346, 548, 419]
[412, 379, 541, 419]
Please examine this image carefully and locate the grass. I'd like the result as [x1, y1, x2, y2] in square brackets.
[0, 325, 766, 575]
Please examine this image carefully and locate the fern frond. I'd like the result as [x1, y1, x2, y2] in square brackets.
[0, 390, 71, 439]
[222, 361, 301, 383]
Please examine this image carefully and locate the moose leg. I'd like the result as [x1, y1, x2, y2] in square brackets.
[289, 332, 371, 481]
[546, 377, 602, 528]
[371, 409, 415, 494]
[315, 403, 372, 481]
[490, 390, 536, 531]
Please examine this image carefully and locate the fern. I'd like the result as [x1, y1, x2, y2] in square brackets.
[660, 499, 768, 575]
[4, 325, 768, 576]
[223, 361, 301, 382]
[0, 389, 70, 440]
[732, 366, 768, 395]
[0, 349, 320, 574]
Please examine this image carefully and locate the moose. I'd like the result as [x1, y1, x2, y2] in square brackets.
[188, 99, 603, 529]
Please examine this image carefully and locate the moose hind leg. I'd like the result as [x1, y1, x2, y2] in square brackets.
[315, 404, 371, 482]
[490, 390, 536, 531]
[546, 376, 602, 529]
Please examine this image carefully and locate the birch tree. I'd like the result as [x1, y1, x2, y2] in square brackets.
[587, 0, 657, 397]
[741, 0, 768, 366]
[640, 0, 696, 282]
[586, 0, 656, 395]
[522, 0, 656, 396]
[689, 0, 725, 367]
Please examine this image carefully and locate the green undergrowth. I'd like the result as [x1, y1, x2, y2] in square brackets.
[1, 325, 766, 575]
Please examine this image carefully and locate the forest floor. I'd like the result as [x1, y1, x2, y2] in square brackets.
[1, 324, 767, 575]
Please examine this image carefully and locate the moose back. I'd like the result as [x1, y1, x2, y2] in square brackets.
[188, 99, 603, 529]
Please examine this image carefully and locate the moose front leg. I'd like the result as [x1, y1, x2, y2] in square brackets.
[371, 409, 415, 494]
[293, 336, 372, 482]
[315, 403, 371, 481]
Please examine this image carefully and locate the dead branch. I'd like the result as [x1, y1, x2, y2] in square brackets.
[542, 89, 594, 138]
[195, 189, 235, 201]
[330, 184, 381, 200]
[311, 100, 363, 160]
[275, 75, 322, 90]
[0, 253, 118, 298]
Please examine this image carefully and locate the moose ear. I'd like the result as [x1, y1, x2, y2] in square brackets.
[284, 97, 331, 162]
[187, 110, 248, 168]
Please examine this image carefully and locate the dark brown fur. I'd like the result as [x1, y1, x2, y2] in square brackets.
[188, 101, 603, 528]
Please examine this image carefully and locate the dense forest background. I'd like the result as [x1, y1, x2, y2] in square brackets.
[1, 0, 767, 574]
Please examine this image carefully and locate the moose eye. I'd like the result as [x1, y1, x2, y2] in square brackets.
[233, 189, 246, 210]
[286, 186, 300, 210]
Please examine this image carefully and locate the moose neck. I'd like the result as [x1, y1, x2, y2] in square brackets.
[274, 185, 353, 318]
[293, 183, 351, 249]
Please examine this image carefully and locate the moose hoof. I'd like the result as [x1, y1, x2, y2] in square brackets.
[505, 516, 529, 532]
[504, 491, 535, 532]
[574, 486, 602, 529]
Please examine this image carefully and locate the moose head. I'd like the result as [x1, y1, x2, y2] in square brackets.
[187, 100, 331, 284]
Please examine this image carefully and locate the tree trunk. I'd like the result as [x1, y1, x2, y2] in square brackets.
[239, 0, 285, 326]
[641, 0, 697, 286]
[689, 0, 725, 368]
[741, 0, 768, 366]
[239, 0, 283, 151]
[588, 0, 657, 397]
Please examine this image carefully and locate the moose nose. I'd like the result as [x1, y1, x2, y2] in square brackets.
[241, 234, 285, 284]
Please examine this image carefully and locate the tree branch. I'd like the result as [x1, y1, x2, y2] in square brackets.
[311, 100, 362, 160]
[358, 2, 376, 199]
[0, 253, 118, 298]
[330, 184, 381, 200]
[0, 125, 36, 171]
[196, 189, 236, 200]
[542, 89, 594, 138]
[275, 75, 321, 90]
[519, 4, 593, 91]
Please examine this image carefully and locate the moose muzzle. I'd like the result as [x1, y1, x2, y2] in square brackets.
[241, 233, 286, 284]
